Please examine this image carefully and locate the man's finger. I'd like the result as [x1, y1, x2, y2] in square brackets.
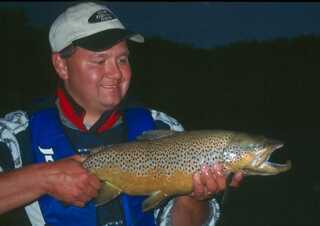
[70, 154, 87, 163]
[192, 172, 205, 197]
[230, 171, 244, 187]
[210, 164, 226, 192]
[88, 174, 102, 191]
[200, 165, 218, 195]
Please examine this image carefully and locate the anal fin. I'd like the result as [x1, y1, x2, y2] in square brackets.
[142, 191, 168, 212]
[95, 181, 122, 207]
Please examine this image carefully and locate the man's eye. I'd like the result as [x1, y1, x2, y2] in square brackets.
[118, 57, 129, 65]
[94, 59, 105, 65]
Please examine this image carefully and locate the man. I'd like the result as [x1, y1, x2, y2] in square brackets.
[0, 2, 243, 226]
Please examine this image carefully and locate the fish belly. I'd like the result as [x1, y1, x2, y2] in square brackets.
[93, 167, 194, 196]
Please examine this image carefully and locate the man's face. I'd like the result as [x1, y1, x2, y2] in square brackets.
[62, 41, 131, 115]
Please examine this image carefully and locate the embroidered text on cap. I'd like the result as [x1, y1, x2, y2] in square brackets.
[88, 9, 116, 23]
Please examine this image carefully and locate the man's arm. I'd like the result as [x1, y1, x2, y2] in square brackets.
[0, 155, 101, 214]
[170, 164, 243, 226]
[171, 196, 210, 226]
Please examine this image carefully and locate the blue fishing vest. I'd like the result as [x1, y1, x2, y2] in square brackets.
[30, 107, 156, 226]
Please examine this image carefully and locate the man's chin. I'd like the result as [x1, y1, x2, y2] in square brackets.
[101, 100, 121, 111]
[99, 92, 127, 111]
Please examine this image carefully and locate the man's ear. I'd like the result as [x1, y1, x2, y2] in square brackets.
[52, 53, 68, 80]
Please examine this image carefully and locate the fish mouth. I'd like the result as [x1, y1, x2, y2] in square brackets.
[244, 141, 292, 175]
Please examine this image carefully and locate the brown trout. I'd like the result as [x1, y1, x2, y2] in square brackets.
[82, 129, 291, 212]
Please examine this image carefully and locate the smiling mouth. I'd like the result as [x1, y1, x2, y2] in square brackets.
[101, 84, 119, 89]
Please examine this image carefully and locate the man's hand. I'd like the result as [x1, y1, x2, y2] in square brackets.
[190, 163, 243, 200]
[171, 163, 243, 226]
[42, 155, 101, 207]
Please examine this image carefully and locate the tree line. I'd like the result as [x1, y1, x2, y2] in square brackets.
[1, 9, 319, 131]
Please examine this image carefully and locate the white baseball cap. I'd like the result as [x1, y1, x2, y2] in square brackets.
[49, 2, 144, 52]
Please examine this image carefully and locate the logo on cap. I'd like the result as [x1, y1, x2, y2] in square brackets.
[88, 9, 116, 23]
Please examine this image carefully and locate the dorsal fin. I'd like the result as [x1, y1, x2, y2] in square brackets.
[137, 129, 181, 141]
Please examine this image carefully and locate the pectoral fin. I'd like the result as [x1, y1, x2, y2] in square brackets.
[142, 191, 168, 212]
[95, 181, 122, 207]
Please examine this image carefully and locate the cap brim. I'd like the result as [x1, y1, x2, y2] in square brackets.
[73, 29, 144, 51]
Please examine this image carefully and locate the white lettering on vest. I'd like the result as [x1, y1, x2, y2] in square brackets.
[38, 146, 54, 162]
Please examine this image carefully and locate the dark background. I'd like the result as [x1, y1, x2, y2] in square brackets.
[1, 5, 319, 226]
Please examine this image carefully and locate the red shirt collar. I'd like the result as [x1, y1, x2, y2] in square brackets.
[56, 86, 121, 133]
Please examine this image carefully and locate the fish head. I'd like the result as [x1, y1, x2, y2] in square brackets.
[223, 132, 291, 176]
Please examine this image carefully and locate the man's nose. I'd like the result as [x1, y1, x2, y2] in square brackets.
[105, 60, 121, 79]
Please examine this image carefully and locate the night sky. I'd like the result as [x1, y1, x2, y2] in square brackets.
[1, 2, 320, 48]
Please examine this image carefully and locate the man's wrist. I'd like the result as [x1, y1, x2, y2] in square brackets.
[31, 162, 54, 195]
[155, 197, 220, 226]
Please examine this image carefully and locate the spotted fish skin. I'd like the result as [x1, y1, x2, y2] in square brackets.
[82, 129, 291, 211]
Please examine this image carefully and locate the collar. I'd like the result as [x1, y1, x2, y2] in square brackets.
[56, 86, 122, 133]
